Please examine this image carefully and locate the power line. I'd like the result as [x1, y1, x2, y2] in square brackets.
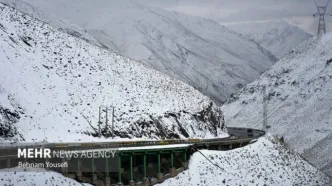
[193, 147, 224, 170]
[251, 88, 300, 129]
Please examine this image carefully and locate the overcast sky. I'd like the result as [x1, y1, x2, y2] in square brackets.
[137, 0, 332, 35]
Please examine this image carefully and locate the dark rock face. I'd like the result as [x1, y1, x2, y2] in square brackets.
[86, 102, 226, 139]
[0, 106, 24, 141]
[326, 58, 332, 66]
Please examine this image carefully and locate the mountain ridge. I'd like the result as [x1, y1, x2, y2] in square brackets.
[0, 0, 278, 104]
[222, 31, 332, 177]
[227, 20, 313, 58]
[0, 3, 227, 142]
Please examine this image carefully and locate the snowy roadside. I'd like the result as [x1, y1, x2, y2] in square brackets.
[157, 136, 331, 186]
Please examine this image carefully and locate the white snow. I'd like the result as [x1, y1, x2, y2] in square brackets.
[157, 136, 331, 186]
[0, 3, 227, 142]
[0, 167, 92, 186]
[222, 31, 332, 176]
[0, 0, 277, 104]
[0, 0, 103, 49]
[227, 20, 312, 58]
[44, 144, 192, 154]
[119, 144, 191, 151]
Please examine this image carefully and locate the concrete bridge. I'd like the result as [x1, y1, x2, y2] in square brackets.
[0, 127, 265, 186]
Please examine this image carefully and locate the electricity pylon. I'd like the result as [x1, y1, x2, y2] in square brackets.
[98, 105, 115, 138]
[313, 0, 332, 36]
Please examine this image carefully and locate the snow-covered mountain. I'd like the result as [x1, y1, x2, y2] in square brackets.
[0, 3, 228, 142]
[158, 136, 330, 186]
[0, 0, 277, 104]
[222, 32, 332, 177]
[227, 20, 312, 58]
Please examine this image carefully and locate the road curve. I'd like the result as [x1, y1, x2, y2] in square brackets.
[0, 127, 265, 153]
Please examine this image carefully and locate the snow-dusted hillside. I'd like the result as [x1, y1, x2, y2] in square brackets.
[0, 0, 104, 49]
[0, 167, 92, 186]
[157, 136, 330, 186]
[227, 20, 312, 58]
[0, 3, 228, 142]
[0, 0, 277, 104]
[222, 32, 332, 176]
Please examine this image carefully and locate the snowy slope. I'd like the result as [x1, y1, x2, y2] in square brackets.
[0, 167, 92, 186]
[0, 0, 277, 104]
[227, 20, 312, 58]
[0, 0, 104, 49]
[222, 32, 332, 176]
[157, 136, 330, 186]
[0, 3, 228, 142]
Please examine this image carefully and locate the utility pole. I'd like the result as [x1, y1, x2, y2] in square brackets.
[98, 106, 102, 138]
[112, 106, 115, 139]
[105, 107, 108, 138]
[313, 0, 332, 36]
[262, 86, 271, 133]
[219, 109, 222, 130]
[263, 86, 267, 132]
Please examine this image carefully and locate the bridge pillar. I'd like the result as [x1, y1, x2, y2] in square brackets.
[218, 145, 222, 150]
[143, 153, 147, 179]
[105, 157, 110, 184]
[91, 157, 97, 184]
[129, 154, 134, 183]
[229, 144, 232, 149]
[157, 152, 163, 182]
[157, 172, 163, 182]
[92, 174, 97, 184]
[61, 158, 67, 173]
[169, 151, 176, 177]
[170, 151, 174, 168]
[76, 158, 82, 181]
[239, 143, 242, 147]
[182, 162, 188, 170]
[117, 154, 122, 185]
[45, 157, 50, 170]
[143, 177, 149, 186]
[6, 159, 10, 168]
[182, 151, 188, 170]
[157, 152, 161, 174]
[129, 181, 135, 186]
[91, 157, 95, 173]
[76, 170, 82, 181]
[105, 177, 111, 186]
[169, 167, 176, 177]
[105, 157, 109, 175]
